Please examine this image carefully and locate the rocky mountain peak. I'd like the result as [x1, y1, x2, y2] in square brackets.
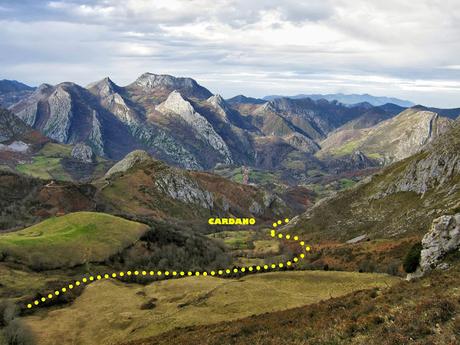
[87, 77, 119, 97]
[105, 150, 153, 177]
[132, 73, 212, 99]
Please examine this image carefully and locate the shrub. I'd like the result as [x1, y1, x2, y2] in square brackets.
[3, 319, 35, 345]
[403, 243, 422, 273]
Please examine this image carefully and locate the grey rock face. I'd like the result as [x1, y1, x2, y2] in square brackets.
[88, 111, 105, 156]
[105, 150, 152, 177]
[43, 87, 73, 142]
[154, 171, 214, 209]
[284, 133, 319, 153]
[383, 151, 460, 196]
[71, 143, 94, 163]
[134, 73, 212, 99]
[158, 91, 233, 164]
[421, 214, 460, 270]
[407, 214, 460, 280]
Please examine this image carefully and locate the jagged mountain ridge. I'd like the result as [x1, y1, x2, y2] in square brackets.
[263, 92, 415, 107]
[5, 73, 458, 175]
[318, 107, 453, 163]
[289, 118, 460, 242]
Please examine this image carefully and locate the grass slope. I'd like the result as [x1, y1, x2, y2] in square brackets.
[0, 212, 149, 269]
[133, 261, 460, 345]
[23, 271, 399, 345]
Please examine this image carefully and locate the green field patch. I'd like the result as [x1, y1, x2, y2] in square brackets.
[16, 156, 71, 180]
[0, 212, 149, 270]
[208, 230, 255, 250]
[39, 142, 73, 158]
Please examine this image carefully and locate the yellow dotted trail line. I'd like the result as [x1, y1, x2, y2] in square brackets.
[26, 218, 312, 310]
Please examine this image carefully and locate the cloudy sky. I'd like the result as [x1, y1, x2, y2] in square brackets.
[1, 0, 459, 107]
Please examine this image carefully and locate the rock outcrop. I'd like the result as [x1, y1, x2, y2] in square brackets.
[105, 150, 152, 177]
[407, 214, 460, 280]
[157, 91, 233, 164]
[71, 143, 94, 163]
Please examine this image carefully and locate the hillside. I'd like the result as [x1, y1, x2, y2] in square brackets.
[98, 150, 300, 224]
[129, 261, 460, 345]
[0, 80, 35, 108]
[278, 119, 460, 273]
[318, 107, 453, 163]
[0, 212, 149, 269]
[21, 271, 398, 345]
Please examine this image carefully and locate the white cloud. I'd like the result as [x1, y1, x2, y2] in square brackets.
[0, 0, 459, 107]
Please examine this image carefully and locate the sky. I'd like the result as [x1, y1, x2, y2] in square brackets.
[1, 0, 460, 107]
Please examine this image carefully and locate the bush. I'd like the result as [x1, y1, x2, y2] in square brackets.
[4, 319, 35, 345]
[403, 243, 422, 273]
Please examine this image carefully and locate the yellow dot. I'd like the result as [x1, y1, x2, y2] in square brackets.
[180, 271, 185, 276]
[284, 218, 289, 223]
[273, 222, 278, 227]
[195, 272, 200, 276]
[104, 274, 109, 279]
[41, 297, 46, 302]
[187, 272, 192, 276]
[76, 281, 81, 286]
[277, 220, 282, 225]
[127, 271, 132, 276]
[62, 287, 67, 293]
[173, 272, 177, 276]
[226, 269, 231, 274]
[233, 268, 238, 273]
[27, 304, 32, 309]
[48, 294, 53, 299]
[89, 276, 94, 281]
[300, 253, 305, 259]
[112, 273, 117, 278]
[120, 272, 125, 277]
[157, 271, 162, 276]
[211, 271, 216, 276]
[69, 284, 74, 289]
[249, 267, 253, 272]
[279, 263, 284, 268]
[293, 257, 299, 262]
[34, 300, 39, 305]
[97, 275, 102, 280]
[287, 261, 292, 266]
[134, 271, 139, 276]
[218, 270, 223, 275]
[306, 246, 311, 252]
[256, 266, 261, 271]
[300, 241, 305, 246]
[270, 230, 275, 237]
[203, 272, 207, 276]
[278, 233, 283, 239]
[241, 267, 246, 272]
[165, 271, 170, 276]
[142, 271, 147, 276]
[82, 278, 87, 283]
[286, 234, 291, 240]
[54, 291, 59, 296]
[264, 265, 268, 270]
[271, 264, 276, 269]
[294, 236, 299, 241]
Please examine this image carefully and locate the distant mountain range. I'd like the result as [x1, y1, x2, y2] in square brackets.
[1, 75, 459, 185]
[263, 93, 415, 107]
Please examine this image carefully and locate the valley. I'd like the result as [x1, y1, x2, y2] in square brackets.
[0, 73, 459, 345]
